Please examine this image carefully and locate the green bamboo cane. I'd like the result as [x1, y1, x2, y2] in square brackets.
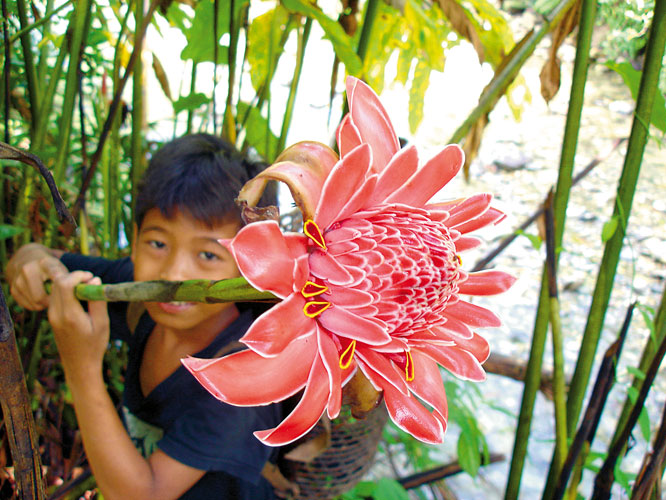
[70, 277, 277, 304]
[186, 61, 198, 134]
[131, 0, 145, 227]
[3, 1, 72, 47]
[448, 0, 578, 145]
[563, 0, 665, 466]
[504, 0, 597, 498]
[222, 0, 239, 143]
[36, 0, 55, 92]
[15, 0, 40, 136]
[276, 17, 312, 153]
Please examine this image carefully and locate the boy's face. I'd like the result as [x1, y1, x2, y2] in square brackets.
[132, 208, 242, 335]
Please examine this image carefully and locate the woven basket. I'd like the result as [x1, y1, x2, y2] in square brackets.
[278, 403, 389, 500]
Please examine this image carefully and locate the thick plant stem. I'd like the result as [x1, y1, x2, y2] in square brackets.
[277, 17, 312, 153]
[131, 0, 145, 224]
[448, 0, 577, 145]
[15, 0, 40, 137]
[504, 1, 596, 498]
[72, 277, 276, 304]
[562, 0, 666, 490]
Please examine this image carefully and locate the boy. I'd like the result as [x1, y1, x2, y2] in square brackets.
[6, 134, 281, 500]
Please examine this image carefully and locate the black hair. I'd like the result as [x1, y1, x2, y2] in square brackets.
[134, 134, 276, 228]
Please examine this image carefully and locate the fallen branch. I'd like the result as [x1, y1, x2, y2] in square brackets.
[483, 352, 559, 400]
[398, 452, 505, 490]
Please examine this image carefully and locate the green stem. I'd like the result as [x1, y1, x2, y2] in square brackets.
[504, 1, 596, 498]
[72, 277, 277, 304]
[564, 0, 665, 461]
[36, 0, 55, 87]
[3, 0, 72, 47]
[15, 0, 40, 137]
[449, 0, 577, 145]
[131, 0, 145, 225]
[356, 0, 380, 67]
[277, 17, 311, 153]
[186, 61, 197, 134]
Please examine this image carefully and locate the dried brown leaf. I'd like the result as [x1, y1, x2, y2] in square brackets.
[152, 53, 172, 101]
[462, 114, 489, 180]
[437, 0, 485, 62]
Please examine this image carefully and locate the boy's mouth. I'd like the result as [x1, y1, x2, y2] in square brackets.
[157, 301, 195, 313]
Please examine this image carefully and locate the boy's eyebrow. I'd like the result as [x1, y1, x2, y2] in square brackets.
[139, 225, 167, 233]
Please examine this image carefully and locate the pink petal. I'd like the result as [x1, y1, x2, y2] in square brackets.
[284, 233, 308, 259]
[445, 300, 502, 328]
[381, 376, 445, 444]
[356, 347, 409, 396]
[458, 271, 516, 296]
[366, 145, 419, 206]
[455, 236, 482, 252]
[182, 336, 317, 406]
[452, 207, 505, 234]
[238, 141, 338, 220]
[346, 77, 400, 172]
[254, 355, 330, 446]
[318, 305, 391, 345]
[444, 194, 492, 228]
[408, 350, 448, 426]
[336, 114, 362, 158]
[240, 293, 315, 356]
[309, 251, 354, 285]
[418, 343, 487, 382]
[454, 332, 490, 364]
[315, 143, 372, 229]
[325, 285, 376, 308]
[230, 221, 299, 298]
[334, 174, 378, 224]
[317, 328, 343, 419]
[385, 145, 464, 206]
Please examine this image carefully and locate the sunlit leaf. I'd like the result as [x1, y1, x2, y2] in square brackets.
[601, 215, 619, 242]
[364, 2, 403, 93]
[0, 224, 26, 240]
[172, 93, 210, 114]
[374, 478, 410, 500]
[237, 101, 279, 162]
[281, 0, 362, 75]
[409, 59, 430, 133]
[458, 430, 481, 476]
[247, 6, 293, 92]
[606, 61, 666, 133]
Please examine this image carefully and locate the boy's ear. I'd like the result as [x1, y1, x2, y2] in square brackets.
[130, 223, 138, 262]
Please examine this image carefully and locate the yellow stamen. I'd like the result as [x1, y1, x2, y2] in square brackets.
[455, 254, 462, 265]
[304, 219, 327, 250]
[339, 340, 357, 369]
[303, 301, 331, 318]
[301, 281, 329, 298]
[405, 350, 415, 382]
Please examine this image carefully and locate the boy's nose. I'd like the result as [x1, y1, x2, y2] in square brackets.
[160, 255, 192, 281]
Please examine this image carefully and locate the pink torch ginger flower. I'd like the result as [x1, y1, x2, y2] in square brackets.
[183, 77, 515, 446]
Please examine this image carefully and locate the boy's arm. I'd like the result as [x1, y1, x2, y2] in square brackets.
[5, 243, 65, 310]
[47, 263, 206, 500]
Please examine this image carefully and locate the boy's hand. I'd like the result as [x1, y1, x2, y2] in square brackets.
[47, 268, 110, 377]
[6, 243, 66, 311]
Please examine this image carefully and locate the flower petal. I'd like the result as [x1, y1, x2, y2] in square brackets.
[309, 251, 354, 285]
[418, 343, 487, 382]
[318, 306, 391, 345]
[230, 221, 300, 298]
[346, 77, 400, 172]
[336, 113, 362, 158]
[366, 145, 419, 206]
[408, 350, 448, 426]
[382, 377, 445, 444]
[445, 300, 502, 327]
[315, 143, 372, 229]
[444, 194, 492, 227]
[182, 335, 317, 406]
[356, 347, 409, 396]
[454, 236, 482, 252]
[254, 354, 329, 446]
[385, 145, 464, 206]
[451, 207, 505, 234]
[458, 271, 516, 296]
[317, 327, 344, 419]
[240, 293, 315, 356]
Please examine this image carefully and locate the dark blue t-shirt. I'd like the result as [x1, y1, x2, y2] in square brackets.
[61, 253, 279, 500]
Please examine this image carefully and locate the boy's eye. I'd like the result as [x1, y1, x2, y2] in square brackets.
[148, 240, 166, 249]
[199, 251, 220, 262]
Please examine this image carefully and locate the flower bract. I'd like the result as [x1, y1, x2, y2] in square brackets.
[183, 77, 515, 446]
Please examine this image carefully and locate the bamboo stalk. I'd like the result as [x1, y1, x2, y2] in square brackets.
[130, 0, 145, 226]
[36, 0, 55, 90]
[3, 1, 72, 47]
[15, 0, 40, 136]
[544, 191, 567, 478]
[631, 400, 666, 500]
[551, 303, 635, 500]
[504, 1, 597, 497]
[277, 17, 312, 153]
[563, 0, 665, 476]
[71, 277, 277, 304]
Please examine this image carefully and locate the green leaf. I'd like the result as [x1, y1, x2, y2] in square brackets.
[373, 478, 410, 500]
[516, 229, 543, 250]
[172, 93, 210, 114]
[601, 215, 619, 242]
[638, 406, 651, 442]
[409, 59, 430, 133]
[0, 224, 26, 240]
[626, 366, 646, 381]
[237, 101, 279, 162]
[364, 2, 403, 93]
[605, 61, 666, 133]
[457, 431, 481, 476]
[281, 0, 362, 75]
[180, 0, 248, 63]
[165, 1, 192, 33]
[247, 6, 293, 92]
[637, 303, 657, 344]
